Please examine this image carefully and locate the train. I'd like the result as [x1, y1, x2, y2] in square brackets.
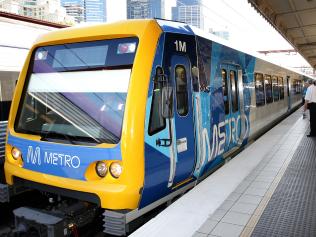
[1, 19, 312, 236]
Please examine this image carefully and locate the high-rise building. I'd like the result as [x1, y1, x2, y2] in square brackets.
[84, 0, 105, 22]
[127, 0, 164, 19]
[61, 0, 84, 23]
[150, 0, 164, 19]
[0, 0, 75, 24]
[61, 0, 105, 23]
[0, 0, 21, 14]
[172, 0, 203, 29]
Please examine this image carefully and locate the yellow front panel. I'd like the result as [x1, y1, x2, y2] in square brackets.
[5, 20, 162, 209]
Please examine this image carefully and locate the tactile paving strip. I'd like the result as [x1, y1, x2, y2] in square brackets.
[251, 135, 316, 237]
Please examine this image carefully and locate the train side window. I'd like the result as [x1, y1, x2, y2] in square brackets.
[291, 80, 300, 94]
[230, 70, 239, 112]
[175, 65, 188, 116]
[292, 80, 296, 94]
[148, 68, 166, 135]
[222, 69, 229, 114]
[265, 75, 273, 104]
[255, 73, 265, 106]
[278, 77, 284, 99]
[197, 36, 212, 91]
[272, 76, 279, 101]
[295, 80, 302, 94]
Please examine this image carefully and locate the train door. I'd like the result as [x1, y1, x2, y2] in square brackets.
[221, 64, 242, 152]
[169, 55, 195, 185]
[162, 33, 197, 187]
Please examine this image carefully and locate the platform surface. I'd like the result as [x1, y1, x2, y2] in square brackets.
[250, 124, 316, 236]
[131, 108, 310, 237]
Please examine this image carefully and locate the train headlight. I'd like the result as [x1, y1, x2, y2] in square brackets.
[95, 161, 107, 177]
[109, 162, 122, 178]
[11, 147, 21, 160]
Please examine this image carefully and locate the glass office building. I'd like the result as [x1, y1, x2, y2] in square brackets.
[61, 0, 105, 23]
[172, 0, 203, 29]
[61, 0, 84, 23]
[127, 0, 164, 19]
[85, 0, 105, 22]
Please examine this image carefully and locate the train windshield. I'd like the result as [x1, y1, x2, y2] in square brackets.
[15, 38, 138, 144]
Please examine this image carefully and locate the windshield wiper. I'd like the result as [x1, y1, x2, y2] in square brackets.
[40, 131, 77, 145]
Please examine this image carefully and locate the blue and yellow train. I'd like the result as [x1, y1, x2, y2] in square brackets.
[2, 19, 310, 235]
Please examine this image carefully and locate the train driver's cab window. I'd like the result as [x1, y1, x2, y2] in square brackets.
[148, 67, 166, 135]
[175, 65, 188, 116]
[265, 75, 273, 104]
[230, 70, 239, 112]
[222, 69, 229, 114]
[255, 73, 265, 106]
[279, 77, 284, 99]
[272, 76, 279, 101]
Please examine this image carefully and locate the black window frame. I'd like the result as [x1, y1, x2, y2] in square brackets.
[148, 67, 166, 136]
[255, 73, 265, 107]
[222, 69, 229, 115]
[279, 77, 284, 100]
[265, 74, 273, 104]
[230, 70, 239, 113]
[175, 65, 189, 117]
[272, 76, 279, 101]
[196, 36, 212, 92]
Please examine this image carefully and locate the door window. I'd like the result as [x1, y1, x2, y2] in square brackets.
[265, 75, 273, 103]
[222, 69, 229, 114]
[279, 77, 284, 99]
[230, 70, 239, 112]
[255, 73, 265, 106]
[175, 65, 188, 116]
[272, 76, 279, 101]
[148, 67, 166, 135]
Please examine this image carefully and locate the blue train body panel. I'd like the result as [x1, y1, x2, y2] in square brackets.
[140, 23, 257, 208]
[7, 134, 122, 180]
[140, 144, 172, 207]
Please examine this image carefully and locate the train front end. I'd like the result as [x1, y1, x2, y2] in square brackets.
[4, 20, 161, 235]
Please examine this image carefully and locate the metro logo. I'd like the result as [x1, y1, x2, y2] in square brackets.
[44, 152, 80, 168]
[26, 145, 81, 169]
[200, 114, 249, 164]
[27, 146, 41, 165]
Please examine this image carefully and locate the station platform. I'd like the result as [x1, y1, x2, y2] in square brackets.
[131, 108, 313, 237]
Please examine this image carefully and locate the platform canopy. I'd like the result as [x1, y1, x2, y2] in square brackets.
[248, 0, 316, 69]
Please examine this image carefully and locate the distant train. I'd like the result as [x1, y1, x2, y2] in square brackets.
[2, 19, 312, 236]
